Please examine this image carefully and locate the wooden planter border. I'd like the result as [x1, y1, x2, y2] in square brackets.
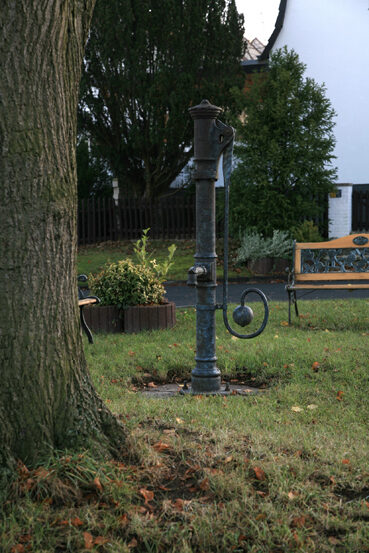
[83, 302, 176, 334]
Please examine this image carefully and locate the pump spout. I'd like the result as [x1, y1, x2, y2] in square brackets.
[187, 264, 207, 287]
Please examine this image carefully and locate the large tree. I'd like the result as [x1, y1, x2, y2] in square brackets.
[79, 0, 245, 200]
[229, 47, 337, 237]
[0, 0, 125, 478]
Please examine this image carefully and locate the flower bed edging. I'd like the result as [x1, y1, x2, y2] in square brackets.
[83, 302, 176, 334]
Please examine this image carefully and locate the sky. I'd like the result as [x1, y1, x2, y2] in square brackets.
[235, 0, 280, 44]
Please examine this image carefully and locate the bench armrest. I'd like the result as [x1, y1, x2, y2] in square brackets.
[77, 274, 99, 303]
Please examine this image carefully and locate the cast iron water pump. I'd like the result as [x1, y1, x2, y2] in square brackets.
[186, 99, 269, 394]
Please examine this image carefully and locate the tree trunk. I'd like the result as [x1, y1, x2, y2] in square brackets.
[0, 0, 126, 474]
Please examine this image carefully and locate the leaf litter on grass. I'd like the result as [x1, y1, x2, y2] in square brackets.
[3, 298, 369, 552]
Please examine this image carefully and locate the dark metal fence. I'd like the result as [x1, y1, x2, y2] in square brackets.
[352, 190, 369, 231]
[78, 196, 197, 244]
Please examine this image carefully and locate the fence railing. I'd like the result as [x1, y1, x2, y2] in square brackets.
[352, 190, 369, 231]
[78, 196, 197, 244]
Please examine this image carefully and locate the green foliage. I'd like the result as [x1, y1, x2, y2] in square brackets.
[79, 0, 245, 200]
[291, 220, 324, 242]
[133, 228, 177, 282]
[76, 138, 112, 199]
[229, 47, 337, 237]
[236, 229, 292, 263]
[89, 259, 165, 307]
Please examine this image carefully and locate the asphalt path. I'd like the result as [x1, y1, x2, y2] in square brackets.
[164, 280, 369, 308]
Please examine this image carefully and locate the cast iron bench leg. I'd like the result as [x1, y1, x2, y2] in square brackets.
[293, 290, 299, 318]
[80, 306, 94, 344]
[288, 290, 299, 324]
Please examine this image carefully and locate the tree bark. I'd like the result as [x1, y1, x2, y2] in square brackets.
[0, 0, 126, 474]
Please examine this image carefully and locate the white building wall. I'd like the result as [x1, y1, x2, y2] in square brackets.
[272, 0, 369, 185]
[328, 184, 352, 238]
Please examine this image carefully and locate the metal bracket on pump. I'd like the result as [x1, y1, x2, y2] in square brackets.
[221, 134, 269, 339]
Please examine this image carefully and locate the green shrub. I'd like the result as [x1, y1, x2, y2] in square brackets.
[228, 47, 337, 237]
[291, 220, 323, 242]
[133, 228, 176, 282]
[89, 259, 165, 307]
[236, 229, 292, 264]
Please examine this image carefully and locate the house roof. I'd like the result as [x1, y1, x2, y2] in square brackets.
[259, 0, 288, 61]
[243, 37, 265, 60]
[241, 38, 268, 73]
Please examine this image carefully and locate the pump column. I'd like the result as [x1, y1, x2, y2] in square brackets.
[188, 100, 226, 393]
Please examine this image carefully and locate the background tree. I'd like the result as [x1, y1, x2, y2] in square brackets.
[79, 0, 245, 200]
[0, 0, 125, 479]
[228, 47, 337, 237]
[77, 138, 112, 199]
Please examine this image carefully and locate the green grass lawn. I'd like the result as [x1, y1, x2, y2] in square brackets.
[2, 299, 369, 552]
[77, 239, 255, 282]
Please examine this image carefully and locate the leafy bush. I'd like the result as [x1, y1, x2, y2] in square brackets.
[291, 220, 323, 242]
[236, 229, 292, 264]
[89, 259, 165, 307]
[133, 228, 176, 282]
[228, 47, 337, 237]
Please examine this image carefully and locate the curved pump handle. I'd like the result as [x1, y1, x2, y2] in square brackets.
[221, 133, 269, 339]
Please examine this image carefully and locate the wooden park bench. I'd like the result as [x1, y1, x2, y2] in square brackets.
[78, 274, 100, 343]
[286, 234, 369, 324]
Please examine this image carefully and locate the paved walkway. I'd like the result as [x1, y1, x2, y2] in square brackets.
[165, 280, 369, 308]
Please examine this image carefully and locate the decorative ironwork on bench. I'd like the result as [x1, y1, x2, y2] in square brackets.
[301, 248, 369, 274]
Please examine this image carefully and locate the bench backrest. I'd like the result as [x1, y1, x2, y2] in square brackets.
[293, 234, 369, 281]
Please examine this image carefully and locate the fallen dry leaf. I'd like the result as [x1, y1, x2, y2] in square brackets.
[94, 536, 109, 545]
[342, 458, 350, 465]
[140, 488, 154, 505]
[292, 515, 306, 528]
[291, 406, 303, 412]
[288, 491, 299, 500]
[94, 476, 103, 492]
[71, 517, 84, 527]
[147, 382, 157, 388]
[255, 513, 266, 520]
[199, 477, 210, 491]
[172, 498, 184, 511]
[153, 441, 170, 452]
[118, 514, 129, 526]
[83, 532, 94, 550]
[34, 467, 49, 479]
[18, 535, 31, 544]
[253, 467, 266, 481]
[10, 546, 25, 553]
[307, 404, 318, 410]
[336, 390, 344, 401]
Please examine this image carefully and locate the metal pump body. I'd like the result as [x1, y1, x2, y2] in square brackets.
[187, 99, 269, 394]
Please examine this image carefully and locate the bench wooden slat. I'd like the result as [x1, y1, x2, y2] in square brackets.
[78, 298, 99, 307]
[288, 283, 369, 290]
[294, 234, 369, 250]
[295, 272, 369, 282]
